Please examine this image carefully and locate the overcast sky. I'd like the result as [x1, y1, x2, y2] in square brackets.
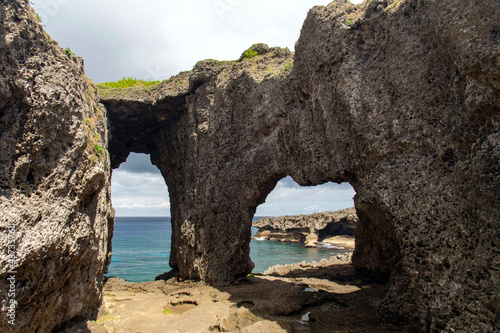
[32, 0, 362, 216]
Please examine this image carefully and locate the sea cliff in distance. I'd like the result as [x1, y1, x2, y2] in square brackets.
[252, 207, 358, 249]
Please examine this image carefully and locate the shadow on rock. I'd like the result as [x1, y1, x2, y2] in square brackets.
[69, 263, 416, 333]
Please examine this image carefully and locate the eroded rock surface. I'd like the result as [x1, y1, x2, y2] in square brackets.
[0, 1, 113, 332]
[253, 207, 358, 247]
[1, 0, 499, 332]
[101, 44, 296, 286]
[102, 0, 499, 331]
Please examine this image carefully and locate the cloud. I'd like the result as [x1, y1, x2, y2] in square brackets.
[116, 153, 159, 174]
[274, 176, 299, 188]
[32, 0, 362, 82]
[305, 205, 324, 212]
[111, 156, 170, 216]
[256, 176, 356, 216]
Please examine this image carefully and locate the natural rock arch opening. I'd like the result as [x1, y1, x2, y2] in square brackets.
[111, 153, 170, 217]
[101, 90, 188, 281]
[108, 152, 172, 282]
[97, 46, 408, 289]
[247, 173, 403, 284]
[255, 176, 356, 217]
[250, 176, 357, 272]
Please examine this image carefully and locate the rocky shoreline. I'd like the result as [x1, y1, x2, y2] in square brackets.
[253, 207, 358, 249]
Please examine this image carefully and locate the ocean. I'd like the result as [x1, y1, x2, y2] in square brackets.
[106, 216, 349, 282]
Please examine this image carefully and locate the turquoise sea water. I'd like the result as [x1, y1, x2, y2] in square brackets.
[106, 217, 349, 282]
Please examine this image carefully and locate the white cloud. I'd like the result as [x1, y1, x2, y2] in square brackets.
[256, 177, 355, 217]
[111, 159, 170, 216]
[305, 205, 324, 212]
[32, 0, 363, 82]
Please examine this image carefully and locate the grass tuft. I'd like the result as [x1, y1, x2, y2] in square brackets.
[280, 59, 293, 74]
[242, 49, 258, 60]
[96, 315, 117, 323]
[94, 144, 104, 157]
[97, 77, 161, 89]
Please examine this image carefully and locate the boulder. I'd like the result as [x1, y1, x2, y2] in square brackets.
[0, 1, 113, 331]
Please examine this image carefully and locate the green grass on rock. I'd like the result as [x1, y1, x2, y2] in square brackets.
[97, 77, 161, 89]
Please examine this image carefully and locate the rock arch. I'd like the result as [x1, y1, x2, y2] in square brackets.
[102, 42, 403, 286]
[102, 1, 500, 330]
[1, 0, 499, 332]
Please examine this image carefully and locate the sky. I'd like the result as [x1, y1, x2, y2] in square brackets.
[31, 0, 362, 216]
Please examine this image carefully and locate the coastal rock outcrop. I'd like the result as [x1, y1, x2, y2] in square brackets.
[253, 207, 358, 248]
[101, 45, 297, 286]
[1, 0, 499, 332]
[0, 1, 113, 332]
[102, 0, 499, 331]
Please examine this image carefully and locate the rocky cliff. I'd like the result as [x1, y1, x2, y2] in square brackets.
[0, 1, 113, 332]
[101, 44, 296, 287]
[253, 207, 358, 248]
[1, 0, 499, 332]
[101, 0, 499, 331]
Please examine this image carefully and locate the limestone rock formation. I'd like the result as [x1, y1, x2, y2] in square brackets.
[102, 0, 499, 331]
[1, 0, 499, 332]
[0, 1, 113, 332]
[289, 2, 499, 331]
[253, 207, 358, 247]
[101, 45, 296, 286]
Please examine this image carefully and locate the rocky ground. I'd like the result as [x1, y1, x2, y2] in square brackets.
[60, 255, 414, 333]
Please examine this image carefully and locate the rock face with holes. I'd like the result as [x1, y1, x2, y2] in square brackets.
[103, 1, 499, 331]
[0, 1, 113, 332]
[2, 0, 499, 332]
[102, 44, 297, 286]
[290, 2, 499, 331]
